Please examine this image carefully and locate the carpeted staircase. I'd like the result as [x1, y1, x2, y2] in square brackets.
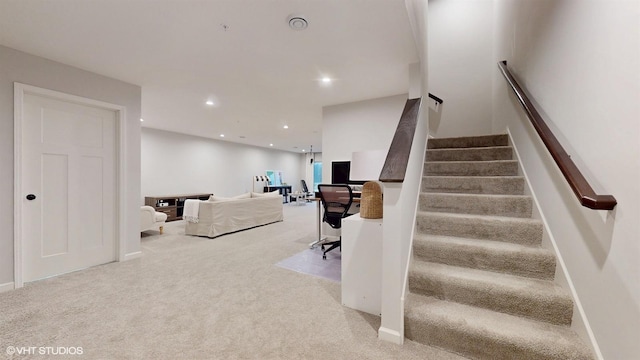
[405, 134, 594, 359]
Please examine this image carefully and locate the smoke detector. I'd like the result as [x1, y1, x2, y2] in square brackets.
[288, 15, 308, 30]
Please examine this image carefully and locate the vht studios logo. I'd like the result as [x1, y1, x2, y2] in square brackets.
[6, 346, 83, 356]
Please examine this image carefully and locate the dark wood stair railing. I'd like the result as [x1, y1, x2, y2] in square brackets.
[379, 97, 422, 183]
[498, 60, 617, 210]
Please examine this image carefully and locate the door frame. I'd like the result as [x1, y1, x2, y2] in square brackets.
[13, 82, 128, 288]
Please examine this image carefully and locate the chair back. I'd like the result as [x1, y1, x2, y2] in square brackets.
[301, 179, 310, 193]
[317, 184, 353, 229]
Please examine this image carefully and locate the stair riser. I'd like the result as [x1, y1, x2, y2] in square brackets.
[416, 213, 543, 246]
[427, 134, 509, 149]
[413, 240, 556, 280]
[420, 193, 532, 218]
[405, 315, 570, 360]
[426, 147, 513, 162]
[422, 176, 525, 195]
[408, 272, 573, 325]
[425, 161, 518, 176]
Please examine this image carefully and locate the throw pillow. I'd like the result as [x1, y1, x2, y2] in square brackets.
[231, 192, 251, 200]
[209, 195, 230, 202]
[252, 190, 280, 198]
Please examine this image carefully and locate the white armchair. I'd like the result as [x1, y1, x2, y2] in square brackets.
[140, 205, 168, 234]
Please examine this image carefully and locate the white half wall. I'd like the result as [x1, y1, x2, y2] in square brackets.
[141, 128, 304, 199]
[322, 94, 409, 183]
[0, 45, 141, 285]
[492, 1, 640, 358]
[427, 0, 494, 138]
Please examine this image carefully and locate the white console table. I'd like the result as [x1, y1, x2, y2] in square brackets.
[341, 214, 382, 316]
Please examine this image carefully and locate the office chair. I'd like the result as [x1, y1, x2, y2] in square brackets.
[301, 179, 313, 201]
[317, 184, 354, 260]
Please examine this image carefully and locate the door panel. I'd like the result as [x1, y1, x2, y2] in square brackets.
[78, 155, 104, 249]
[41, 153, 69, 257]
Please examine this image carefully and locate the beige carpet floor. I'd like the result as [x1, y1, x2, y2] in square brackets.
[0, 204, 465, 360]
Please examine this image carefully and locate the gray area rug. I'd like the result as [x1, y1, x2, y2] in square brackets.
[0, 204, 464, 360]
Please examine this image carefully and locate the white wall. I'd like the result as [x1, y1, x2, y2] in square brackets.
[492, 1, 640, 358]
[141, 128, 304, 199]
[0, 45, 142, 287]
[322, 94, 409, 183]
[427, 0, 494, 137]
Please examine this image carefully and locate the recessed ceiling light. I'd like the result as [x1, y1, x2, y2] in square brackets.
[206, 100, 214, 105]
[302, 149, 306, 152]
[288, 15, 308, 30]
[321, 77, 331, 84]
[283, 125, 289, 129]
[219, 134, 225, 137]
[269, 143, 274, 147]
[140, 118, 144, 122]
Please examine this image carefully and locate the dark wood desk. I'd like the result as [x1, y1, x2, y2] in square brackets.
[315, 191, 361, 198]
[264, 185, 292, 203]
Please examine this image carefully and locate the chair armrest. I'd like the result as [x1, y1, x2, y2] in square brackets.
[141, 205, 155, 213]
[140, 206, 156, 231]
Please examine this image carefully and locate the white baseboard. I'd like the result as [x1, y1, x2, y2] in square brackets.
[378, 327, 403, 344]
[0, 282, 15, 293]
[123, 251, 142, 261]
[506, 128, 604, 360]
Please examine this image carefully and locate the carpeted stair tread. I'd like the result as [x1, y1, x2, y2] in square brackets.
[420, 192, 532, 218]
[408, 261, 573, 325]
[422, 176, 525, 195]
[416, 211, 543, 246]
[427, 134, 509, 149]
[412, 234, 556, 280]
[404, 294, 594, 360]
[426, 146, 513, 162]
[425, 160, 518, 176]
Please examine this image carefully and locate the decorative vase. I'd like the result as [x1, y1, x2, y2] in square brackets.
[360, 181, 383, 219]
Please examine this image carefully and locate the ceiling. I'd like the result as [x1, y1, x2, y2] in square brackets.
[0, 0, 418, 153]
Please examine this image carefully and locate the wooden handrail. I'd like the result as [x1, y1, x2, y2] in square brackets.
[498, 61, 617, 210]
[379, 98, 422, 183]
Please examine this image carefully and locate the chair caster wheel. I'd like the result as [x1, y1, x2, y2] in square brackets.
[323, 254, 326, 260]
[321, 245, 325, 250]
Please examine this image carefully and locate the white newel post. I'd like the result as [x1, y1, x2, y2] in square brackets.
[379, 184, 405, 344]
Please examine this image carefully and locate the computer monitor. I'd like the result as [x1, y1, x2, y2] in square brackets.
[331, 161, 365, 185]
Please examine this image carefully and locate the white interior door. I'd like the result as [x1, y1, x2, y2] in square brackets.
[21, 92, 117, 282]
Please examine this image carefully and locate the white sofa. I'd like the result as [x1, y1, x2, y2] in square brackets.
[184, 193, 283, 238]
[140, 205, 168, 234]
